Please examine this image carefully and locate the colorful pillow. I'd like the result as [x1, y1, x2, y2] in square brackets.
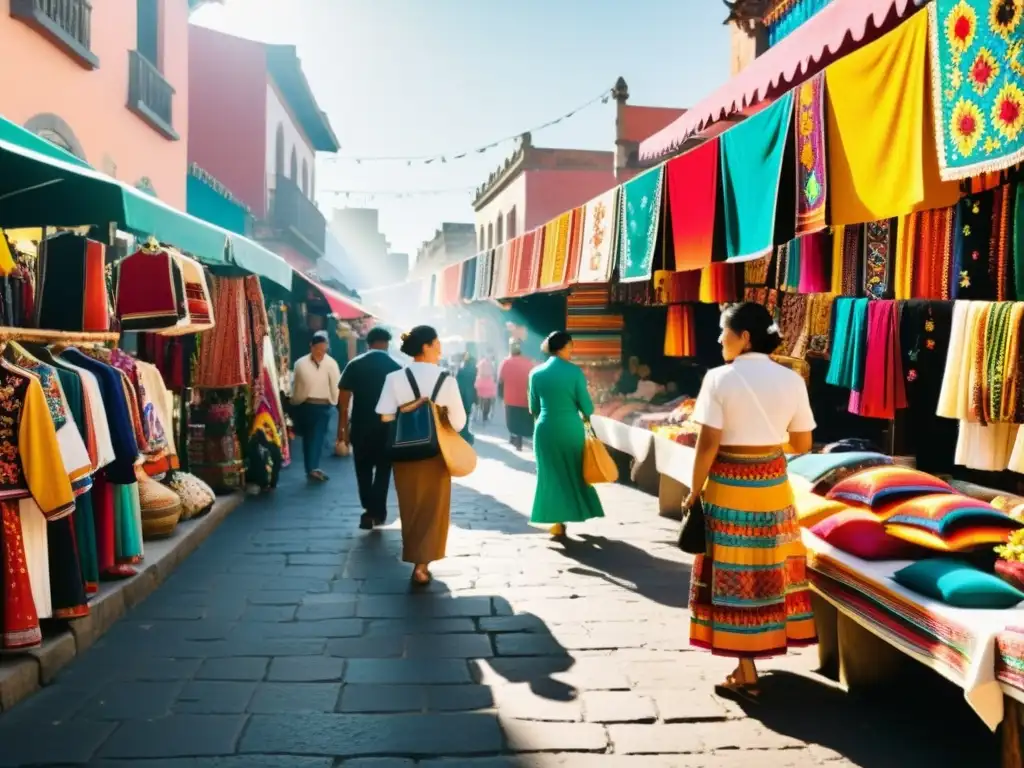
[794, 490, 850, 529]
[826, 466, 954, 510]
[880, 494, 1021, 532]
[787, 452, 894, 494]
[892, 559, 1024, 609]
[811, 509, 920, 560]
[884, 523, 1015, 553]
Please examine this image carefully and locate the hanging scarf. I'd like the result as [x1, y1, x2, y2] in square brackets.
[863, 220, 894, 300]
[794, 73, 828, 237]
[666, 139, 719, 270]
[577, 188, 620, 283]
[619, 166, 664, 283]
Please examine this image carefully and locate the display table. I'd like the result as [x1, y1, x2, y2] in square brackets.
[590, 415, 654, 462]
[803, 529, 1023, 746]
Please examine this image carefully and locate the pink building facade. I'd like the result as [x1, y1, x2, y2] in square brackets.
[0, 0, 198, 207]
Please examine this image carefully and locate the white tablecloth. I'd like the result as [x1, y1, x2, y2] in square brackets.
[590, 415, 655, 462]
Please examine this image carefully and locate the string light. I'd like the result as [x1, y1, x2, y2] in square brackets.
[323, 88, 613, 165]
[320, 186, 477, 200]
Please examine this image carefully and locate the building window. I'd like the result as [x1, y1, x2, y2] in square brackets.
[507, 207, 517, 240]
[478, 228, 484, 252]
[136, 0, 161, 69]
[10, 0, 98, 69]
[24, 114, 87, 161]
[496, 215, 503, 245]
[302, 160, 309, 196]
[487, 223, 493, 250]
[290, 147, 298, 180]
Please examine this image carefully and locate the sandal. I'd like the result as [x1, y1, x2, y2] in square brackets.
[308, 470, 329, 482]
[714, 673, 760, 704]
[549, 523, 566, 538]
[411, 566, 432, 586]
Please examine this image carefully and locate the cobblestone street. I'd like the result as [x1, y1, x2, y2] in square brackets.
[0, 424, 1001, 766]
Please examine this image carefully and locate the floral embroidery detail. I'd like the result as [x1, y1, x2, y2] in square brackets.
[925, 319, 937, 332]
[907, 369, 919, 383]
[588, 201, 607, 272]
[960, 269, 972, 288]
[992, 81, 1024, 141]
[0, 368, 30, 498]
[946, 0, 977, 54]
[794, 75, 827, 237]
[973, 249, 981, 260]
[950, 98, 986, 156]
[990, 0, 1022, 39]
[926, 339, 938, 350]
[969, 47, 1000, 94]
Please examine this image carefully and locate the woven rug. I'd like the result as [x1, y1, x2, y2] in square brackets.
[619, 165, 664, 283]
[929, 0, 1024, 181]
[566, 286, 623, 361]
[577, 188, 620, 283]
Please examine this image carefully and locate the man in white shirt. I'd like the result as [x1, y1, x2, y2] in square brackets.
[291, 330, 341, 482]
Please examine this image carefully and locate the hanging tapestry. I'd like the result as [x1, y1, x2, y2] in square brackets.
[794, 73, 828, 237]
[564, 206, 585, 285]
[778, 293, 810, 357]
[863, 220, 894, 300]
[929, 0, 1024, 180]
[474, 249, 493, 301]
[720, 91, 794, 262]
[666, 139, 719, 271]
[460, 256, 477, 301]
[619, 165, 664, 283]
[912, 207, 956, 300]
[528, 226, 544, 293]
[699, 263, 741, 304]
[797, 232, 831, 294]
[441, 262, 462, 306]
[805, 293, 836, 359]
[35, 233, 110, 333]
[577, 188, 620, 283]
[664, 269, 702, 303]
[830, 224, 863, 297]
[827, 9, 960, 225]
[953, 188, 997, 298]
[539, 213, 572, 290]
[511, 229, 537, 296]
[744, 255, 771, 287]
[492, 242, 512, 299]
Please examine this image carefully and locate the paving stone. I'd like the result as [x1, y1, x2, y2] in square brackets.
[247, 590, 307, 605]
[478, 614, 549, 633]
[492, 684, 583, 722]
[91, 759, 334, 768]
[647, 690, 736, 722]
[327, 635, 405, 658]
[296, 601, 358, 620]
[425, 684, 495, 711]
[356, 595, 494, 618]
[581, 691, 656, 723]
[0, 719, 117, 766]
[240, 604, 298, 622]
[339, 684, 425, 713]
[80, 680, 184, 720]
[196, 657, 269, 681]
[366, 618, 476, 635]
[267, 656, 346, 682]
[501, 719, 608, 752]
[175, 680, 258, 714]
[98, 714, 248, 758]
[249, 682, 342, 713]
[240, 712, 503, 756]
[494, 633, 568, 657]
[346, 659, 473, 685]
[246, 618, 364, 639]
[405, 633, 494, 659]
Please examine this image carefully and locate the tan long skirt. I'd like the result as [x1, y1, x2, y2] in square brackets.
[393, 454, 451, 564]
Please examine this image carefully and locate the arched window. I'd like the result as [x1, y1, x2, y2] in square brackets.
[24, 113, 87, 161]
[487, 223, 493, 249]
[507, 206, 518, 240]
[496, 213, 504, 244]
[479, 228, 485, 252]
[301, 159, 309, 195]
[289, 147, 298, 181]
[275, 124, 285, 176]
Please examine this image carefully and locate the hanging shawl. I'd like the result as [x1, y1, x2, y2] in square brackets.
[159, 251, 215, 336]
[863, 220, 895, 300]
[794, 73, 828, 237]
[539, 213, 572, 290]
[720, 91, 794, 262]
[35, 232, 109, 332]
[564, 206, 585, 284]
[194, 277, 251, 389]
[618, 165, 664, 283]
[460, 256, 477, 301]
[114, 245, 187, 332]
[929, 0, 1024, 180]
[1015, 183, 1024, 301]
[474, 250, 493, 301]
[493, 241, 513, 299]
[577, 188, 620, 283]
[797, 231, 830, 294]
[826, 9, 959, 225]
[666, 138, 719, 271]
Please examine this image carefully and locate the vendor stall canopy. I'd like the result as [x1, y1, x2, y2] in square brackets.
[0, 115, 293, 289]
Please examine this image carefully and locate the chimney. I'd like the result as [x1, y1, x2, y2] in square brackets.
[612, 77, 634, 179]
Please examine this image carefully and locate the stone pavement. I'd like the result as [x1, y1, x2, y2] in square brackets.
[0, 421, 1002, 766]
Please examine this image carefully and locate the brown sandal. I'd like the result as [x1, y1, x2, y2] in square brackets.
[714, 673, 760, 703]
[411, 566, 432, 586]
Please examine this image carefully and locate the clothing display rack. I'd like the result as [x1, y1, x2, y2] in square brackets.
[0, 328, 119, 344]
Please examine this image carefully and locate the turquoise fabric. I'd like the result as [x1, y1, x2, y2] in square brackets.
[618, 165, 664, 283]
[825, 297, 869, 390]
[787, 452, 893, 484]
[893, 559, 1024, 609]
[767, 0, 835, 46]
[187, 174, 250, 236]
[719, 91, 794, 262]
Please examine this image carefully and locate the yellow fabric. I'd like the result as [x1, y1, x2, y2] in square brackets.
[705, 470, 795, 514]
[830, 225, 845, 295]
[826, 10, 959, 226]
[20, 376, 74, 520]
[539, 214, 571, 289]
[884, 523, 1012, 552]
[894, 213, 916, 300]
[794, 489, 850, 528]
[0, 233, 15, 277]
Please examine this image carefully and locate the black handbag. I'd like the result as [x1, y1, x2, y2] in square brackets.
[387, 369, 448, 462]
[677, 497, 707, 555]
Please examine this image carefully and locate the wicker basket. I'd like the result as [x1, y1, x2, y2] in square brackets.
[137, 468, 183, 539]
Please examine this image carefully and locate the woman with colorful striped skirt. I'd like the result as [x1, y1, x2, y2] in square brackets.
[684, 303, 817, 700]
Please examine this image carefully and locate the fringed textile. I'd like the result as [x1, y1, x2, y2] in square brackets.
[794, 73, 828, 237]
[619, 165, 664, 283]
[666, 139, 719, 270]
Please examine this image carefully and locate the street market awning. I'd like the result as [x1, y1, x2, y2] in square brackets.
[299, 273, 372, 320]
[638, 0, 927, 161]
[226, 234, 293, 289]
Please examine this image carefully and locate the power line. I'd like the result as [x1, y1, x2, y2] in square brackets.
[323, 88, 613, 165]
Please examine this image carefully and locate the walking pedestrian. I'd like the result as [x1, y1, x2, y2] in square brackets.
[376, 325, 467, 585]
[338, 327, 401, 530]
[684, 302, 816, 701]
[291, 330, 341, 482]
[474, 352, 497, 424]
[528, 331, 605, 537]
[455, 352, 477, 444]
[498, 340, 533, 450]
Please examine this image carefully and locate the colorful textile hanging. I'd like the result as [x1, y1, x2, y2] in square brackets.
[929, 0, 1024, 180]
[577, 188, 620, 283]
[912, 207, 956, 300]
[831, 224, 862, 296]
[619, 165, 664, 283]
[794, 73, 828, 237]
[953, 189, 997, 299]
[863, 220, 895, 300]
[664, 305, 696, 357]
[539, 212, 572, 289]
[1015, 183, 1024, 300]
[826, 9, 960, 225]
[159, 252, 215, 337]
[994, 183, 1016, 301]
[744, 287, 782, 324]
[494, 242, 513, 299]
[460, 257, 477, 301]
[565, 206, 585, 285]
[894, 213, 917, 300]
[666, 139, 719, 271]
[849, 299, 907, 419]
[720, 91, 795, 262]
[474, 249, 493, 300]
[663, 269, 703, 303]
[565, 286, 623, 361]
[194, 277, 251, 389]
[512, 229, 541, 296]
[779, 293, 810, 357]
[699, 262, 740, 304]
[35, 233, 110, 333]
[797, 232, 830, 294]
[826, 297, 869, 390]
[441, 262, 462, 306]
[114, 246, 187, 332]
[805, 293, 835, 358]
[744, 255, 771, 287]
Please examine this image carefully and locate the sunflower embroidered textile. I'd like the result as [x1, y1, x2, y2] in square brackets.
[929, 0, 1024, 180]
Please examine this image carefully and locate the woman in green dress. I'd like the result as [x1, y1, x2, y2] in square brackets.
[529, 331, 605, 536]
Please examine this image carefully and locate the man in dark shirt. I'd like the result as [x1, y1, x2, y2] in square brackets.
[338, 327, 401, 530]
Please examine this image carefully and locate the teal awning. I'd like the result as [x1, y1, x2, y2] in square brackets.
[0, 119, 91, 168]
[227, 234, 293, 289]
[186, 173, 250, 236]
[120, 184, 228, 264]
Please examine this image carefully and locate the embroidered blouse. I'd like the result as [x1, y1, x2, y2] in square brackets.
[114, 247, 186, 332]
[0, 359, 75, 519]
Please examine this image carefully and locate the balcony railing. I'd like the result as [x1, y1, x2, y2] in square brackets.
[127, 50, 178, 140]
[271, 174, 327, 256]
[11, 0, 97, 68]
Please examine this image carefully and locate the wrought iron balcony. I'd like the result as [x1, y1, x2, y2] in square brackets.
[128, 50, 178, 140]
[11, 0, 98, 68]
[271, 174, 326, 256]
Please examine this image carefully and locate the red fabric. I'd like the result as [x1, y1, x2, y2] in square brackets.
[849, 299, 907, 419]
[116, 249, 177, 323]
[442, 263, 462, 306]
[564, 207, 585, 285]
[83, 239, 110, 331]
[667, 139, 719, 271]
[797, 232, 831, 293]
[514, 230, 539, 296]
[1, 501, 40, 648]
[499, 355, 534, 408]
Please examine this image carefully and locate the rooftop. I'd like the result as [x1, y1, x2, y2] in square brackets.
[265, 44, 340, 153]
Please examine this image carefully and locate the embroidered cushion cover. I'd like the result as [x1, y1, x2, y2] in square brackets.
[811, 509, 921, 560]
[893, 559, 1024, 609]
[826, 466, 954, 510]
[787, 451, 894, 493]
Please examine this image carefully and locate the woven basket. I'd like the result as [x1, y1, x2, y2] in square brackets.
[137, 468, 183, 539]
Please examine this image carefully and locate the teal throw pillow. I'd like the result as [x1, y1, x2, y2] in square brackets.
[893, 559, 1024, 609]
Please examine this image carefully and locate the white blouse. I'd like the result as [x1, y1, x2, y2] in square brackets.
[691, 353, 815, 446]
[375, 362, 468, 432]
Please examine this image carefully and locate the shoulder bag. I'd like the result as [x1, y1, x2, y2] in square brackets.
[582, 421, 618, 484]
[387, 369, 448, 462]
